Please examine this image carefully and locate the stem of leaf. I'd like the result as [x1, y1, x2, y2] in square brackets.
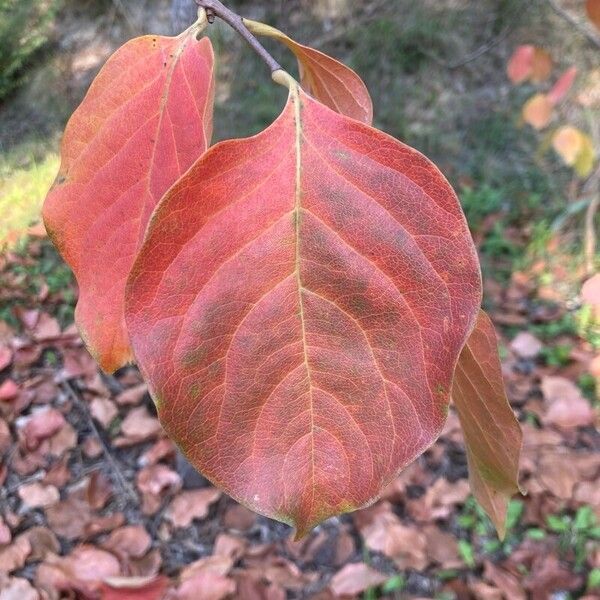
[195, 0, 282, 73]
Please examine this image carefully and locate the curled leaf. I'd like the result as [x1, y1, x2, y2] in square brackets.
[43, 26, 215, 372]
[244, 19, 373, 124]
[452, 311, 523, 539]
[126, 72, 481, 537]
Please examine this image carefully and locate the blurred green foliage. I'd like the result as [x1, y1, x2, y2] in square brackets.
[0, 0, 60, 101]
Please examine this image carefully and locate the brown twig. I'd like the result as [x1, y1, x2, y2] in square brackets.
[62, 381, 138, 503]
[195, 0, 281, 73]
[584, 175, 600, 275]
[547, 0, 600, 49]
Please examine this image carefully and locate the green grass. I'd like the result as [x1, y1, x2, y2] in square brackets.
[0, 142, 58, 247]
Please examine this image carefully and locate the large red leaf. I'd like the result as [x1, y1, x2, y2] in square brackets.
[43, 27, 215, 373]
[125, 72, 481, 536]
[244, 19, 373, 124]
[453, 311, 523, 539]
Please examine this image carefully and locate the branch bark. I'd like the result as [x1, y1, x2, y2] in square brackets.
[195, 0, 282, 73]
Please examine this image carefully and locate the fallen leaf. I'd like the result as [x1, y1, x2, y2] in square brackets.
[20, 407, 65, 450]
[45, 496, 93, 539]
[0, 379, 19, 402]
[359, 502, 427, 569]
[37, 545, 120, 596]
[0, 576, 40, 600]
[541, 375, 595, 428]
[582, 273, 600, 319]
[165, 488, 221, 527]
[510, 331, 543, 359]
[90, 397, 119, 428]
[31, 313, 61, 341]
[100, 576, 169, 600]
[423, 525, 461, 568]
[0, 535, 31, 573]
[329, 563, 387, 597]
[118, 406, 162, 444]
[102, 525, 152, 560]
[21, 526, 60, 562]
[115, 383, 148, 406]
[136, 464, 181, 497]
[213, 533, 248, 561]
[177, 572, 237, 600]
[18, 481, 60, 509]
[523, 553, 583, 599]
[0, 344, 12, 371]
[483, 561, 526, 600]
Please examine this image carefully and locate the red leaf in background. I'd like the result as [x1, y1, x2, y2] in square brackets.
[125, 75, 481, 536]
[507, 46, 553, 84]
[452, 311, 523, 539]
[587, 0, 600, 31]
[507, 45, 534, 83]
[245, 19, 373, 124]
[43, 25, 215, 373]
[547, 67, 577, 105]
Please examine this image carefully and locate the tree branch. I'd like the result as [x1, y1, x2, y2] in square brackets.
[195, 0, 281, 73]
[547, 0, 600, 50]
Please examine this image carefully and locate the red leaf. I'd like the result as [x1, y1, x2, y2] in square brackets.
[452, 311, 523, 539]
[245, 19, 373, 124]
[587, 0, 600, 31]
[547, 66, 577, 105]
[43, 27, 215, 373]
[507, 45, 534, 84]
[125, 74, 482, 536]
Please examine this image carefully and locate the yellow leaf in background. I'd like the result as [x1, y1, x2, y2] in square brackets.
[552, 126, 596, 178]
[552, 126, 584, 165]
[587, 0, 600, 32]
[522, 93, 553, 129]
[574, 134, 596, 177]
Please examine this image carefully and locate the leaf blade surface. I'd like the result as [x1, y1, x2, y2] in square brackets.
[245, 19, 373, 124]
[126, 83, 481, 536]
[43, 28, 215, 372]
[452, 310, 523, 539]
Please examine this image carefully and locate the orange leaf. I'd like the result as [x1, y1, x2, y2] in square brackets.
[125, 72, 482, 537]
[507, 45, 534, 84]
[530, 48, 553, 83]
[452, 311, 523, 539]
[522, 93, 553, 129]
[552, 125, 584, 165]
[587, 0, 600, 31]
[547, 67, 577, 105]
[245, 19, 373, 124]
[552, 126, 596, 177]
[43, 25, 215, 373]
